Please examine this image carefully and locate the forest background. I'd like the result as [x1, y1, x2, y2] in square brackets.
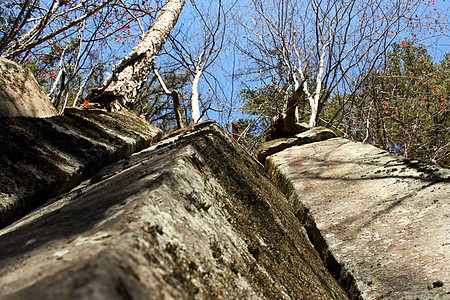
[0, 0, 449, 167]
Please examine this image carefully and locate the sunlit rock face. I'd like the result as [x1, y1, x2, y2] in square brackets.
[0, 122, 347, 299]
[0, 57, 58, 118]
[267, 137, 450, 300]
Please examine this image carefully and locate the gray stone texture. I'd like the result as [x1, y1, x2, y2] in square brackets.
[257, 127, 336, 164]
[0, 123, 348, 299]
[266, 137, 450, 299]
[0, 110, 162, 227]
[0, 57, 58, 117]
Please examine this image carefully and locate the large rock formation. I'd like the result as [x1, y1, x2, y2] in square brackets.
[0, 110, 162, 228]
[266, 137, 450, 299]
[0, 121, 348, 299]
[2, 108, 447, 299]
[0, 57, 58, 117]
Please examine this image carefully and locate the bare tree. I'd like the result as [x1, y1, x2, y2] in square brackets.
[161, 0, 226, 123]
[152, 64, 185, 129]
[240, 0, 426, 131]
[1, 0, 164, 112]
[1, 0, 115, 59]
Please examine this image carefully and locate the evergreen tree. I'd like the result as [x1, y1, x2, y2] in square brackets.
[326, 42, 449, 167]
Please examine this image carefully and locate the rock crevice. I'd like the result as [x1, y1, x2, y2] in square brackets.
[266, 137, 449, 299]
[0, 121, 348, 299]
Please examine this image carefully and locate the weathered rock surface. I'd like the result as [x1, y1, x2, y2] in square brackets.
[0, 110, 162, 228]
[0, 57, 58, 117]
[257, 127, 336, 164]
[0, 123, 348, 299]
[266, 137, 450, 299]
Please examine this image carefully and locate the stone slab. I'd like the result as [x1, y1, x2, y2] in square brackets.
[267, 137, 450, 299]
[0, 123, 348, 299]
[0, 57, 58, 117]
[0, 110, 162, 228]
[257, 127, 336, 164]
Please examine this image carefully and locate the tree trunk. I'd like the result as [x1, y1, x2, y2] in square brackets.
[265, 86, 310, 141]
[232, 123, 240, 141]
[153, 65, 185, 129]
[191, 68, 202, 123]
[309, 101, 319, 128]
[94, 0, 186, 106]
[172, 90, 185, 129]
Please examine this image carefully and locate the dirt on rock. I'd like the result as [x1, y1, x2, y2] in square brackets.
[0, 122, 348, 299]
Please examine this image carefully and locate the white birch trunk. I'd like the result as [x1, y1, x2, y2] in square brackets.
[191, 68, 202, 123]
[100, 0, 186, 105]
[309, 104, 319, 128]
[308, 34, 329, 128]
[48, 45, 69, 98]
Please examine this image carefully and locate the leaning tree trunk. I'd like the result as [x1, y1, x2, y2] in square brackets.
[265, 86, 310, 141]
[153, 64, 185, 129]
[93, 0, 186, 106]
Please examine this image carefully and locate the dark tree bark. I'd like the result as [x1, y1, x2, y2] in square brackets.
[171, 90, 185, 129]
[232, 123, 240, 141]
[266, 86, 310, 141]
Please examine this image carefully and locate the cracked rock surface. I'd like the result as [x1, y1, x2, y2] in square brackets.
[0, 123, 348, 299]
[0, 110, 162, 228]
[266, 137, 450, 299]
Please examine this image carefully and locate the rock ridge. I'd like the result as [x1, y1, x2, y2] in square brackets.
[256, 126, 336, 164]
[0, 122, 349, 299]
[0, 57, 58, 118]
[0, 110, 162, 228]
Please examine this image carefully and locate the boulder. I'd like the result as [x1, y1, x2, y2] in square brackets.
[257, 127, 336, 164]
[0, 57, 58, 117]
[0, 110, 162, 228]
[0, 122, 348, 299]
[266, 137, 450, 299]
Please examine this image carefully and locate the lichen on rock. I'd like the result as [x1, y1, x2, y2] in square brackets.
[0, 110, 162, 228]
[0, 122, 348, 299]
[266, 137, 450, 299]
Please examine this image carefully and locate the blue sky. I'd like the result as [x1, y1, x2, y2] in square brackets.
[165, 0, 450, 126]
[5, 0, 447, 127]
